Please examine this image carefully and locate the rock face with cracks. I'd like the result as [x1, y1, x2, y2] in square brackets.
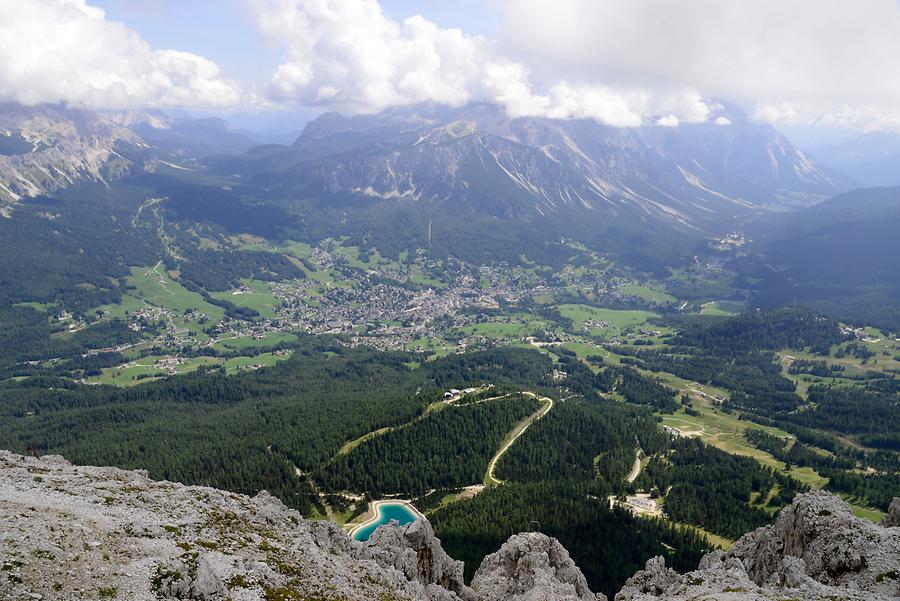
[1, 450, 897, 601]
[616, 489, 900, 600]
[0, 451, 599, 601]
[354, 518, 476, 601]
[471, 532, 607, 601]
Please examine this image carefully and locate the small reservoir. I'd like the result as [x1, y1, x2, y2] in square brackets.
[351, 501, 419, 541]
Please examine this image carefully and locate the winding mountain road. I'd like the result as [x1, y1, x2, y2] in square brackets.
[484, 392, 554, 486]
[626, 448, 643, 483]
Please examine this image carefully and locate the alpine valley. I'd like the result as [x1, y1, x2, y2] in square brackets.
[1, 100, 898, 600]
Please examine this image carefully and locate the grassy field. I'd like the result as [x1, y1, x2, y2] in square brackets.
[88, 349, 293, 386]
[652, 371, 830, 489]
[675, 522, 735, 550]
[560, 341, 606, 360]
[99, 265, 226, 341]
[653, 381, 884, 521]
[777, 336, 900, 398]
[90, 355, 223, 386]
[618, 349, 888, 522]
[12, 301, 53, 312]
[668, 267, 739, 300]
[620, 283, 677, 304]
[212, 332, 298, 352]
[280, 241, 343, 286]
[93, 362, 167, 386]
[210, 279, 282, 319]
[408, 336, 456, 358]
[840, 495, 887, 522]
[456, 314, 548, 339]
[700, 300, 744, 316]
[559, 341, 633, 367]
[222, 351, 291, 374]
[134, 265, 224, 320]
[556, 305, 658, 338]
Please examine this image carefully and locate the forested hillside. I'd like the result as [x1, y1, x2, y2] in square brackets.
[0, 342, 553, 512]
[430, 480, 710, 600]
[322, 394, 541, 494]
[746, 187, 900, 331]
[494, 397, 662, 488]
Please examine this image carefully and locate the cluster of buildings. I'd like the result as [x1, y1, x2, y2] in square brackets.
[841, 325, 882, 343]
[76, 242, 684, 378]
[259, 257, 547, 351]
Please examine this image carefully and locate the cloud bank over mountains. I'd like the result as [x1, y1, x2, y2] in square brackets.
[250, 0, 712, 127]
[5, 0, 900, 131]
[0, 0, 242, 109]
[498, 0, 900, 132]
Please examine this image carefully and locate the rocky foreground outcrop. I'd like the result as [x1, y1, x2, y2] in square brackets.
[471, 533, 605, 601]
[1, 451, 897, 601]
[0, 451, 599, 601]
[616, 489, 900, 600]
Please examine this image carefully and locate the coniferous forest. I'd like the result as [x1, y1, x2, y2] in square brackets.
[430, 480, 710, 600]
[3, 23, 900, 601]
[322, 394, 541, 494]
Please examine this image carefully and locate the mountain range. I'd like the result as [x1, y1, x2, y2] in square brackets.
[211, 102, 847, 234]
[0, 103, 146, 209]
[809, 131, 900, 187]
[1, 102, 848, 236]
[743, 184, 900, 330]
[2, 100, 895, 314]
[0, 104, 261, 208]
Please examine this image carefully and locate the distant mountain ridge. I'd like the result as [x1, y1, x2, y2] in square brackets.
[0, 103, 261, 211]
[0, 103, 149, 209]
[132, 116, 261, 159]
[752, 185, 900, 289]
[809, 131, 900, 187]
[214, 102, 848, 236]
[0, 101, 846, 236]
[742, 185, 900, 331]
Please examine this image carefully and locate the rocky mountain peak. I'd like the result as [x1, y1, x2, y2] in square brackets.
[884, 497, 900, 528]
[279, 102, 848, 233]
[471, 532, 606, 601]
[1, 450, 897, 601]
[355, 519, 476, 601]
[0, 450, 599, 601]
[617, 489, 900, 600]
[0, 103, 151, 209]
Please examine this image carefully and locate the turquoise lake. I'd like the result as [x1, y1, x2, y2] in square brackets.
[352, 502, 418, 541]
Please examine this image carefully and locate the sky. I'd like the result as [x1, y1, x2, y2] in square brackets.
[3, 0, 900, 139]
[90, 0, 500, 91]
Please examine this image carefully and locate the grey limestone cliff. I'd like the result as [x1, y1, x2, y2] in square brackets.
[1, 451, 897, 601]
[0, 451, 599, 601]
[617, 489, 900, 600]
[471, 532, 607, 601]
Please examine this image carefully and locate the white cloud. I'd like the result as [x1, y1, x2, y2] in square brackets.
[256, 0, 485, 110]
[656, 116, 680, 127]
[249, 0, 712, 126]
[0, 0, 242, 109]
[714, 116, 732, 126]
[498, 0, 900, 132]
[18, 0, 898, 130]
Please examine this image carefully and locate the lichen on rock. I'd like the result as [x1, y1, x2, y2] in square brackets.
[1, 451, 897, 601]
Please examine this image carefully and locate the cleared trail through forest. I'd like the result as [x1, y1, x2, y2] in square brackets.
[484, 392, 554, 486]
[626, 448, 642, 483]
